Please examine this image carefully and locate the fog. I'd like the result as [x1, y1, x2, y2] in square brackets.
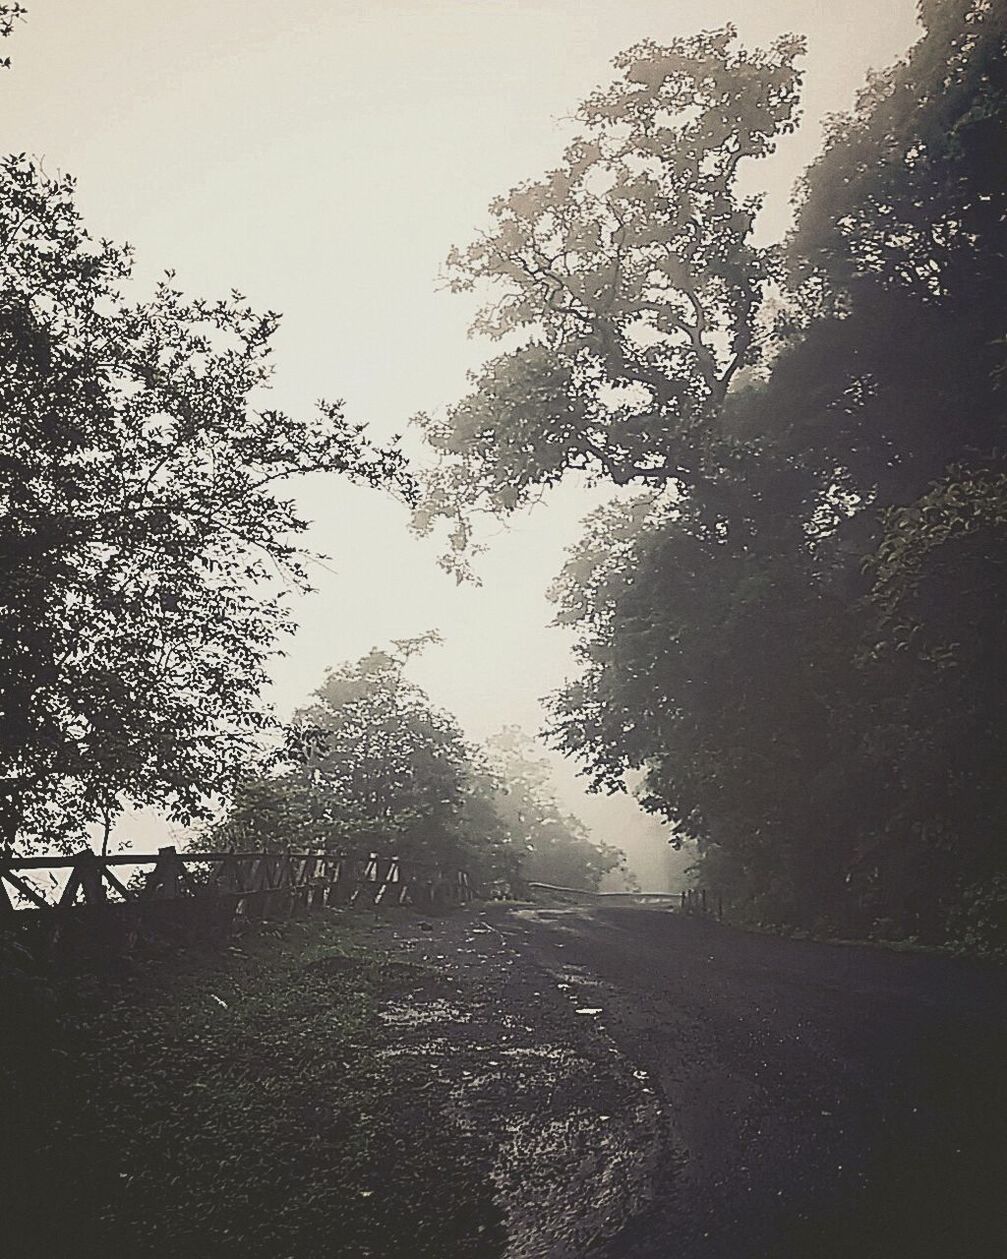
[3, 0, 920, 885]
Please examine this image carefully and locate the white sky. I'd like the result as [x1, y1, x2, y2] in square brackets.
[2, 0, 920, 885]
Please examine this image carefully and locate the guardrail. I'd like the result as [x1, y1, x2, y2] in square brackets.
[526, 881, 721, 916]
[0, 846, 473, 955]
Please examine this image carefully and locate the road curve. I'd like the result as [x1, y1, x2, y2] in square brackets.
[487, 905, 1007, 1258]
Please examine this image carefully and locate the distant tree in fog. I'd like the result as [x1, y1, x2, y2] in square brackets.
[211, 637, 518, 882]
[483, 727, 629, 892]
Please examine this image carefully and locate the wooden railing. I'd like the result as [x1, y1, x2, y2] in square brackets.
[0, 846, 473, 953]
[525, 881, 721, 917]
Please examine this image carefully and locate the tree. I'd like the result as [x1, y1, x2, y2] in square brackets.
[217, 639, 488, 866]
[547, 0, 1007, 942]
[287, 636, 473, 862]
[548, 482, 873, 925]
[483, 727, 628, 891]
[412, 25, 804, 574]
[0, 157, 409, 852]
[776, 0, 1007, 937]
[765, 0, 1007, 510]
[790, 0, 1006, 311]
[214, 637, 517, 881]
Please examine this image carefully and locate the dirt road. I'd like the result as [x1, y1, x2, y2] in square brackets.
[387, 904, 1007, 1258]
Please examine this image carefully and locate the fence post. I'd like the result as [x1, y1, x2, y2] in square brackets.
[141, 846, 186, 900]
[81, 852, 108, 904]
[59, 850, 108, 907]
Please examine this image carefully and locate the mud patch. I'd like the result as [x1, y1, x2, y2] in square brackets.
[492, 1101, 664, 1259]
[379, 908, 671, 1259]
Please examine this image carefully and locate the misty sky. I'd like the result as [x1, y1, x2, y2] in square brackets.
[2, 1, 921, 884]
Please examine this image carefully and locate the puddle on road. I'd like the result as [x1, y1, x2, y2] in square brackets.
[496, 1044, 593, 1088]
[438, 1030, 666, 1258]
[554, 964, 605, 988]
[377, 998, 471, 1027]
[377, 912, 671, 1257]
[499, 1045, 583, 1063]
[376, 1036, 452, 1060]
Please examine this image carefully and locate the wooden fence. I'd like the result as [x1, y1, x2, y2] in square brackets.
[678, 887, 723, 918]
[0, 846, 473, 955]
[525, 881, 721, 917]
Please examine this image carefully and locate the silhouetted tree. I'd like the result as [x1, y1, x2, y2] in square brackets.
[0, 157, 408, 852]
[412, 25, 804, 575]
[418, 3, 1007, 946]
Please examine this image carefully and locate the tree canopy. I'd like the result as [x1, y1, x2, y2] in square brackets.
[0, 158, 408, 852]
[212, 637, 508, 875]
[417, 2, 1007, 948]
[286, 635, 477, 865]
[212, 647, 626, 891]
[412, 25, 804, 574]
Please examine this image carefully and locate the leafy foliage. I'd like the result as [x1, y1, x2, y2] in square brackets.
[214, 638, 469, 860]
[211, 639, 518, 882]
[0, 158, 408, 852]
[413, 25, 804, 575]
[422, 3, 1007, 945]
[212, 652, 620, 891]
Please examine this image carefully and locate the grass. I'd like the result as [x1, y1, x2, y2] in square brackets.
[2, 908, 506, 1259]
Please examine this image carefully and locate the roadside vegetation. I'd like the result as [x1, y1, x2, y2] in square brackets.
[0, 98, 408, 854]
[414, 2, 1007, 952]
[209, 639, 626, 892]
[2, 910, 506, 1258]
[0, 12, 622, 894]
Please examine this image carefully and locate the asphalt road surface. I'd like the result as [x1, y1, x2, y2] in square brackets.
[393, 904, 1007, 1258]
